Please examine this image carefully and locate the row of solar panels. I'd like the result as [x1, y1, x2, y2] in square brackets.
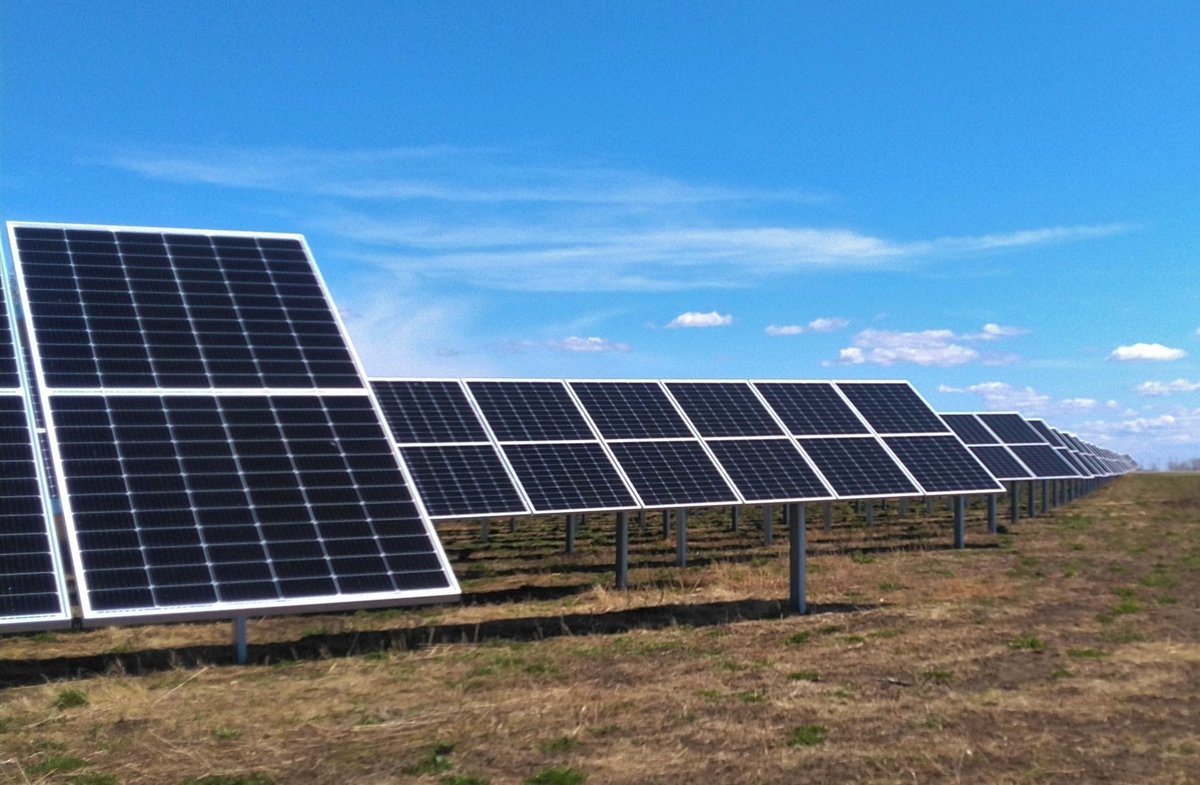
[369, 378, 1128, 522]
[0, 222, 1135, 634]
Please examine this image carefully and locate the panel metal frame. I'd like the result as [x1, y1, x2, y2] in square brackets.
[940, 411, 1037, 481]
[969, 410, 1081, 480]
[9, 222, 460, 625]
[0, 243, 72, 630]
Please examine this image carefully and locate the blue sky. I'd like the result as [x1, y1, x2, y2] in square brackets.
[2, 2, 1198, 466]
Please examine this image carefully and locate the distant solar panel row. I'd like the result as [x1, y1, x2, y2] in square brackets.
[6, 223, 460, 627]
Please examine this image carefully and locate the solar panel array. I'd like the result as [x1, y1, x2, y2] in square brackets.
[8, 223, 459, 625]
[974, 412, 1081, 480]
[0, 254, 69, 631]
[942, 412, 1034, 481]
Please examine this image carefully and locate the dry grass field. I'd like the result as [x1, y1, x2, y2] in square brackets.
[2, 474, 1198, 785]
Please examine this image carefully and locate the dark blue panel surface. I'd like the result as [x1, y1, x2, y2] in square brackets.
[399, 444, 527, 518]
[608, 440, 737, 507]
[883, 435, 1004, 493]
[467, 381, 593, 442]
[1008, 444, 1081, 479]
[977, 413, 1045, 445]
[500, 442, 635, 512]
[570, 381, 692, 440]
[665, 382, 783, 437]
[706, 438, 832, 502]
[754, 382, 869, 436]
[942, 414, 999, 445]
[968, 445, 1033, 481]
[372, 380, 489, 443]
[799, 437, 920, 497]
[836, 382, 948, 434]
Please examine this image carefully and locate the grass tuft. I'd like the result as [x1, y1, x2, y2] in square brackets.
[787, 670, 819, 682]
[54, 688, 89, 710]
[787, 724, 829, 746]
[179, 775, 275, 785]
[1008, 635, 1046, 652]
[526, 767, 587, 785]
[405, 742, 456, 775]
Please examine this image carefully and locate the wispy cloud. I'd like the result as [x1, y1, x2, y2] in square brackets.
[766, 317, 849, 336]
[1110, 343, 1187, 362]
[666, 311, 734, 329]
[1135, 379, 1200, 396]
[829, 323, 1027, 367]
[102, 144, 1133, 293]
[550, 336, 631, 353]
[937, 381, 1052, 413]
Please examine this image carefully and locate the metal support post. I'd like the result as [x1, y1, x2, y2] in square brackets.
[480, 518, 489, 545]
[762, 504, 774, 546]
[1010, 482, 1020, 524]
[509, 516, 517, 534]
[899, 497, 909, 518]
[925, 496, 934, 515]
[987, 493, 998, 534]
[615, 511, 629, 589]
[823, 501, 833, 532]
[788, 503, 807, 615]
[865, 500, 874, 527]
[233, 617, 248, 665]
[953, 495, 965, 550]
[566, 514, 577, 554]
[1041, 480, 1049, 514]
[1027, 481, 1036, 518]
[638, 508, 647, 532]
[731, 506, 740, 532]
[676, 508, 688, 567]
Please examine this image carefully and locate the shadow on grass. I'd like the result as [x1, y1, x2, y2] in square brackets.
[0, 597, 875, 687]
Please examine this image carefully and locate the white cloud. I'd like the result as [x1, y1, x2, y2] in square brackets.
[765, 317, 849, 336]
[1060, 398, 1099, 411]
[938, 381, 1052, 413]
[550, 336, 631, 353]
[1135, 379, 1200, 396]
[667, 311, 733, 329]
[103, 145, 1133, 293]
[976, 323, 1028, 340]
[831, 328, 979, 367]
[1110, 343, 1187, 362]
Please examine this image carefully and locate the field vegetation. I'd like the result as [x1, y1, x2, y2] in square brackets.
[2, 475, 1197, 784]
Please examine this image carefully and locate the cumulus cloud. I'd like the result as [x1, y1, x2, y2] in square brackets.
[938, 381, 1052, 412]
[829, 323, 1029, 367]
[765, 317, 849, 336]
[976, 323, 1028, 340]
[550, 336, 631, 353]
[667, 311, 733, 329]
[1110, 343, 1187, 362]
[1135, 379, 1200, 396]
[1059, 398, 1099, 411]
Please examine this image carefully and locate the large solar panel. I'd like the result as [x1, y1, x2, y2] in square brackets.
[13, 226, 362, 390]
[798, 437, 921, 498]
[836, 382, 949, 434]
[0, 253, 70, 631]
[942, 413, 999, 445]
[883, 435, 1004, 494]
[464, 380, 637, 513]
[1008, 444, 1081, 480]
[502, 442, 636, 512]
[968, 444, 1034, 480]
[466, 380, 593, 442]
[10, 223, 459, 623]
[753, 382, 870, 435]
[976, 413, 1045, 445]
[664, 382, 784, 437]
[372, 380, 528, 519]
[1026, 419, 1065, 447]
[569, 381, 691, 439]
[706, 438, 834, 503]
[607, 440, 738, 507]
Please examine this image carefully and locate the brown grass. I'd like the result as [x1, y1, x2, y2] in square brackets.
[2, 477, 1198, 784]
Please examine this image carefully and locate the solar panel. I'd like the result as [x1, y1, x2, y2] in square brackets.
[753, 381, 870, 435]
[664, 381, 783, 437]
[942, 413, 999, 445]
[12, 226, 362, 390]
[1008, 444, 1081, 480]
[397, 445, 528, 518]
[569, 381, 691, 439]
[501, 442, 637, 513]
[466, 380, 594, 442]
[836, 382, 949, 434]
[968, 444, 1033, 481]
[0, 253, 70, 631]
[706, 438, 834, 503]
[607, 440, 738, 507]
[1026, 419, 1065, 447]
[976, 413, 1045, 445]
[10, 223, 459, 623]
[1054, 446, 1093, 478]
[372, 380, 489, 443]
[883, 435, 1005, 493]
[798, 437, 920, 498]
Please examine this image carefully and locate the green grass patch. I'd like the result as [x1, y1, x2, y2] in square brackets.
[787, 670, 819, 682]
[67, 775, 119, 785]
[849, 551, 875, 565]
[54, 688, 88, 710]
[405, 742, 456, 775]
[877, 582, 906, 593]
[1067, 648, 1107, 659]
[540, 736, 578, 755]
[27, 755, 88, 776]
[737, 690, 767, 704]
[526, 767, 587, 785]
[785, 631, 811, 646]
[919, 670, 954, 684]
[1095, 629, 1148, 644]
[787, 724, 829, 746]
[1008, 635, 1046, 652]
[212, 726, 242, 740]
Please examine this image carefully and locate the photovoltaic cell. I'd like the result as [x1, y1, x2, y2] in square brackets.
[968, 445, 1033, 481]
[467, 380, 594, 442]
[12, 226, 362, 390]
[1026, 419, 1066, 447]
[976, 413, 1045, 445]
[372, 380, 488, 443]
[835, 382, 949, 434]
[798, 437, 920, 498]
[501, 442, 637, 513]
[664, 382, 783, 437]
[941, 414, 999, 445]
[0, 396, 68, 627]
[569, 381, 691, 439]
[607, 440, 738, 507]
[753, 382, 869, 435]
[883, 435, 1004, 493]
[398, 445, 527, 518]
[52, 394, 452, 616]
[1054, 447, 1093, 478]
[1008, 444, 1081, 479]
[706, 438, 833, 503]
[0, 282, 19, 389]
